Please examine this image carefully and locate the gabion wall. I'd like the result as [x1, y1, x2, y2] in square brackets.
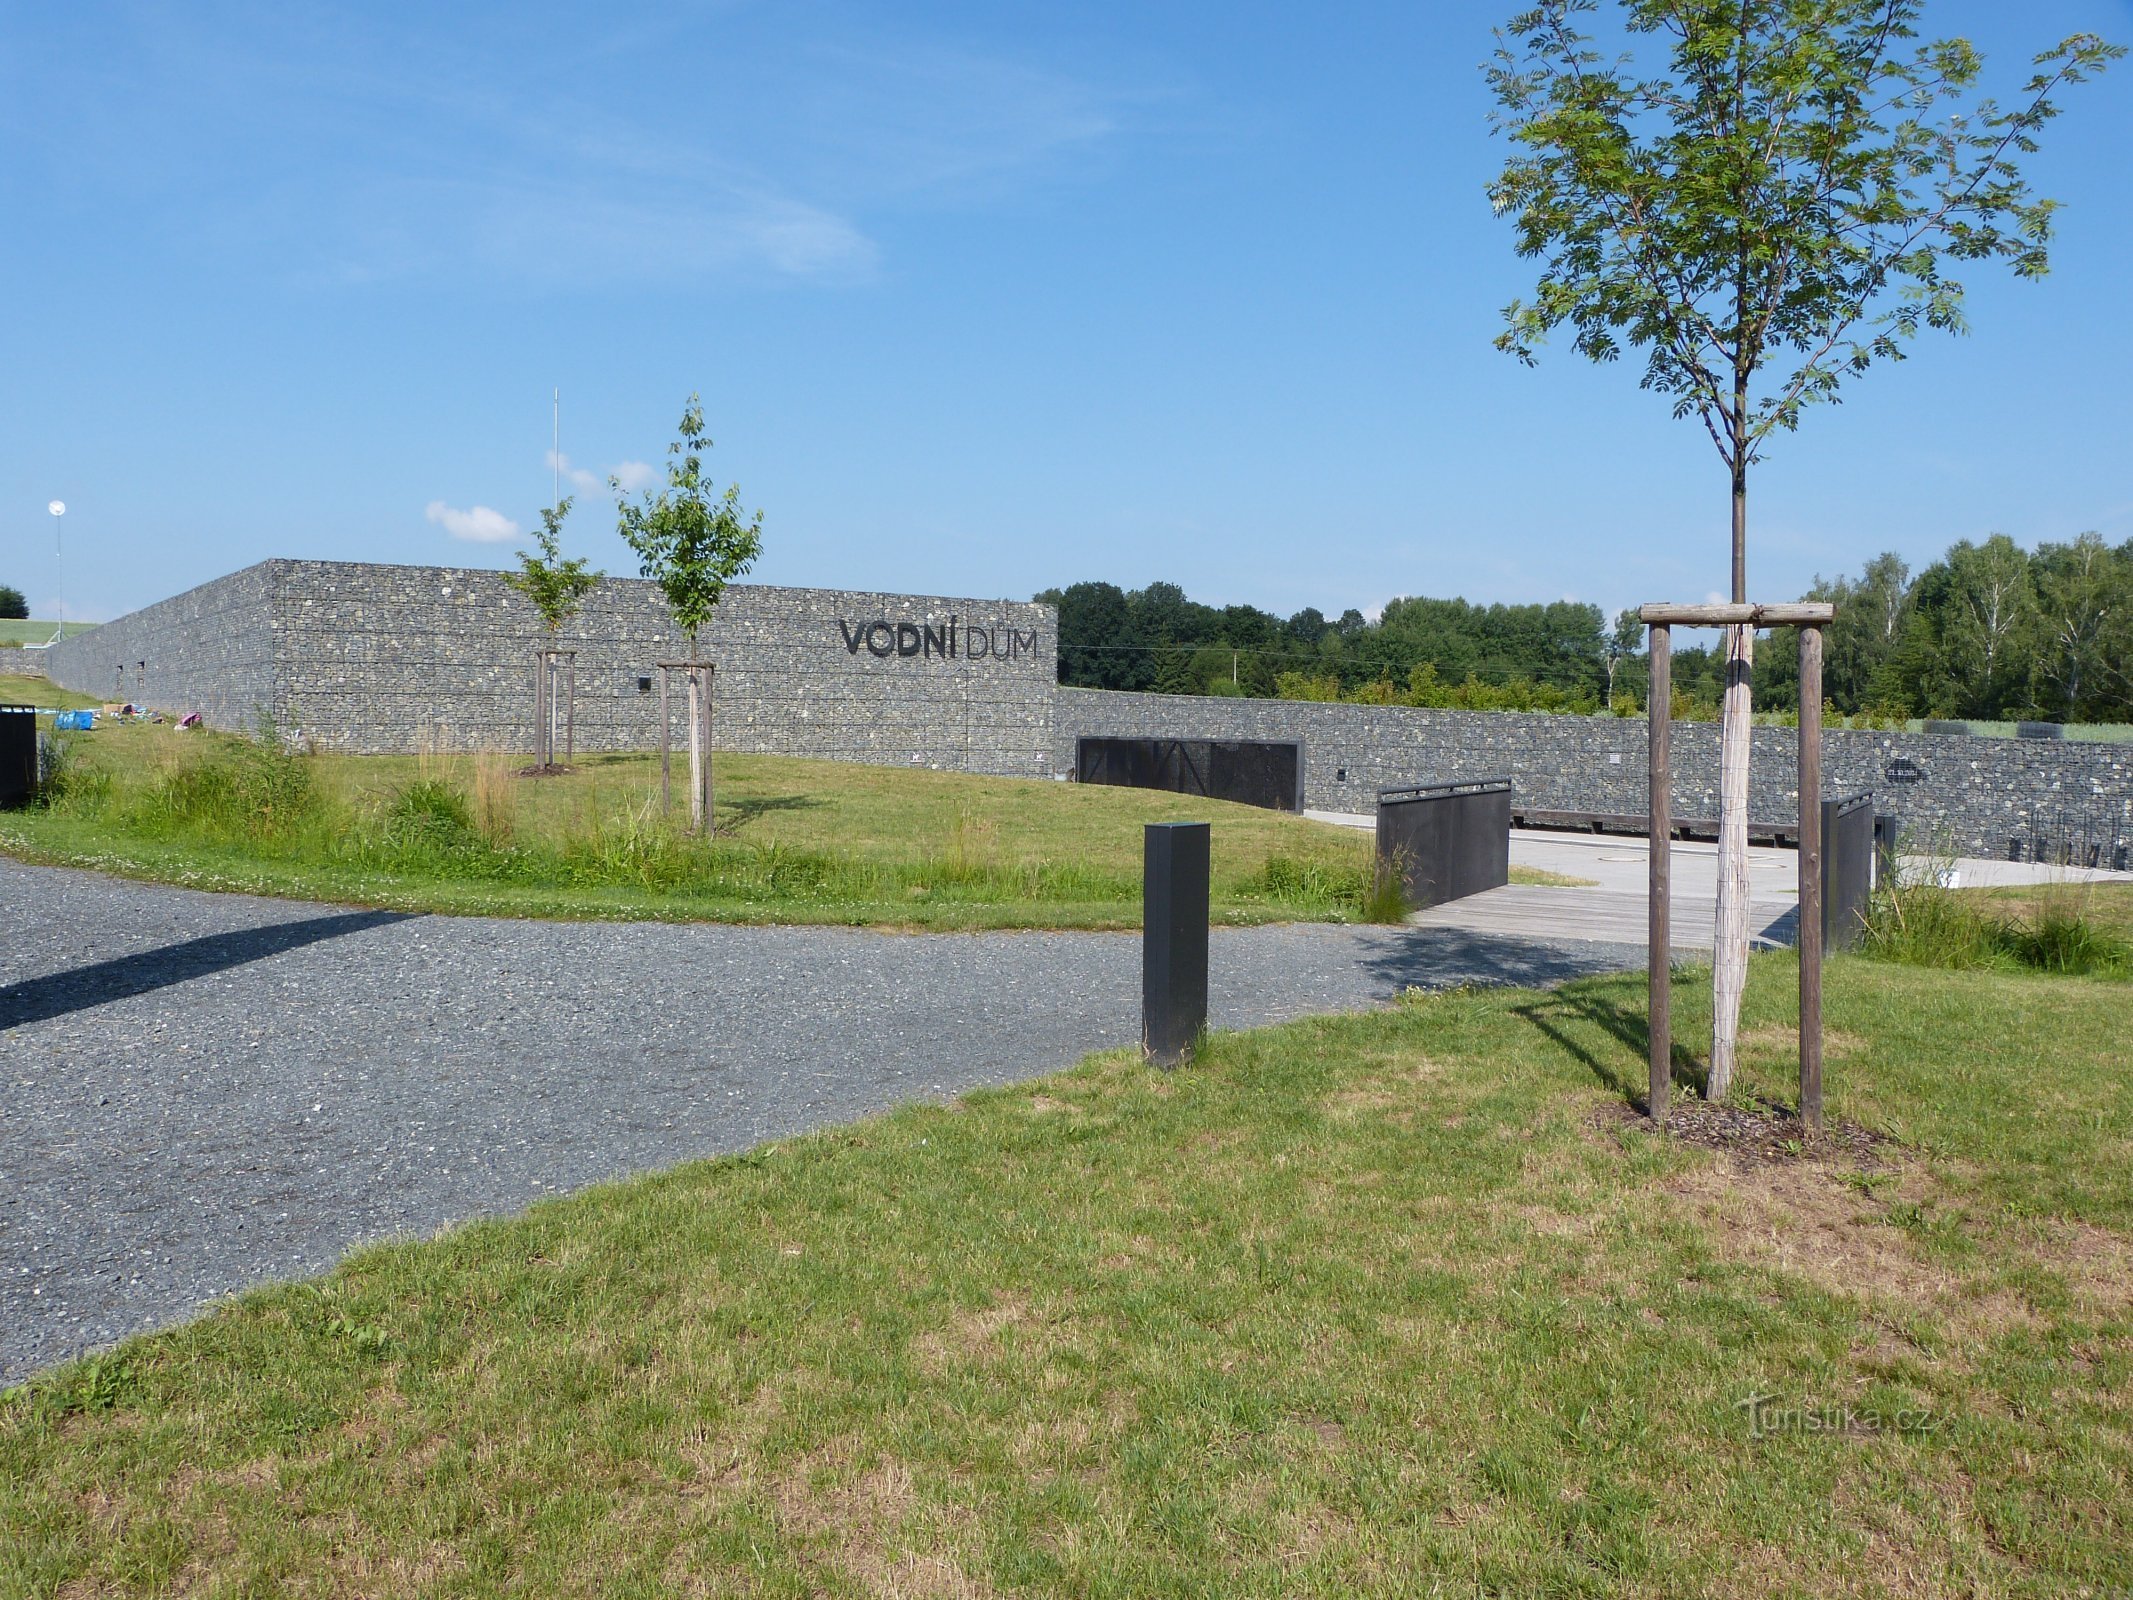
[1055, 688, 2133, 864]
[48, 561, 1059, 776]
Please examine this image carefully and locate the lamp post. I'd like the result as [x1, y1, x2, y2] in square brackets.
[46, 501, 65, 645]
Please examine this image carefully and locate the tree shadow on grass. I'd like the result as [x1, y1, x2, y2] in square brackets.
[1510, 983, 1708, 1114]
[716, 794, 828, 832]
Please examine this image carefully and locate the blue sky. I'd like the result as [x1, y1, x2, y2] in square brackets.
[4, 0, 2128, 626]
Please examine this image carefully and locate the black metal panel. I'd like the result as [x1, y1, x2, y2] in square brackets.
[1823, 793, 1875, 951]
[1872, 813, 1899, 892]
[0, 708, 37, 809]
[1207, 740, 1300, 812]
[1376, 778, 1512, 911]
[1076, 737, 1301, 812]
[1143, 821, 1210, 1066]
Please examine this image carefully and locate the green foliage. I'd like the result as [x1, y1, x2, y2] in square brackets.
[123, 733, 318, 840]
[384, 778, 480, 848]
[1271, 663, 1601, 713]
[500, 498, 602, 635]
[14, 742, 1381, 929]
[1043, 580, 1610, 703]
[1360, 852, 1410, 925]
[32, 736, 109, 811]
[2005, 904, 2131, 977]
[1759, 532, 2133, 721]
[614, 397, 763, 650]
[1861, 882, 2130, 976]
[1489, 2, 2120, 464]
[0, 584, 26, 620]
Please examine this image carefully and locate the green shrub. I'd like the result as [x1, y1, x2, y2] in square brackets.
[33, 736, 112, 814]
[384, 778, 479, 847]
[1260, 853, 1368, 911]
[128, 735, 318, 839]
[1360, 852, 1410, 925]
[1860, 884, 2006, 970]
[1862, 883, 2130, 978]
[2005, 905, 2132, 976]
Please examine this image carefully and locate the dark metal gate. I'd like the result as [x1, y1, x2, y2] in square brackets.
[1823, 792, 1874, 951]
[1376, 778, 1512, 911]
[1075, 737, 1302, 812]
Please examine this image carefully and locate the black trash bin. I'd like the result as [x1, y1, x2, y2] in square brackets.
[0, 706, 38, 808]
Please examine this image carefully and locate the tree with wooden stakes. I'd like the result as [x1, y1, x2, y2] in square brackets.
[1486, 0, 2118, 1100]
[614, 396, 763, 835]
[502, 497, 602, 773]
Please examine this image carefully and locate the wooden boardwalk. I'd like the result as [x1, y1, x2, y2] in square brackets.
[1409, 885, 1798, 955]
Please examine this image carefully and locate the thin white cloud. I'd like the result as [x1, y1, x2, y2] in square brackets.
[426, 501, 520, 543]
[544, 449, 601, 494]
[29, 9, 1145, 292]
[546, 451, 659, 496]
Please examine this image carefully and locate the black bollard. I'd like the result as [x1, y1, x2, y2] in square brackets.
[1143, 821, 1210, 1066]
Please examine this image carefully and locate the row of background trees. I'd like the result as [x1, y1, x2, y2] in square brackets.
[1040, 529, 2133, 724]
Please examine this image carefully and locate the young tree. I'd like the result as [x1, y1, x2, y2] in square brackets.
[501, 498, 603, 770]
[1487, 1, 2119, 1099]
[614, 396, 764, 833]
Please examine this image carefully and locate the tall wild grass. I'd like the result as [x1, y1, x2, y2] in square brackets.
[1861, 875, 2130, 978]
[35, 732, 1372, 918]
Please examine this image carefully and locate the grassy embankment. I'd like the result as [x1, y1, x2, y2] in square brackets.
[0, 684, 1582, 928]
[0, 622, 97, 648]
[4, 950, 2128, 1596]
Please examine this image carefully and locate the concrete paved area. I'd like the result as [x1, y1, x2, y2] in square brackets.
[1301, 815, 2132, 950]
[0, 858, 1646, 1385]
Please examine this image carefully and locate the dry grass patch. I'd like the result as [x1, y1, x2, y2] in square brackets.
[766, 1450, 996, 1599]
[1665, 1158, 2040, 1342]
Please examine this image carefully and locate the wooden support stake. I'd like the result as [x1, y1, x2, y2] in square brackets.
[1648, 622, 1672, 1126]
[565, 654, 576, 767]
[1798, 626, 1825, 1136]
[695, 664, 715, 835]
[659, 666, 672, 815]
[686, 670, 702, 832]
[531, 652, 540, 767]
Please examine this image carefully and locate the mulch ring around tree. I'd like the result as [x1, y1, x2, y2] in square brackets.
[1596, 1096, 1898, 1168]
[515, 763, 575, 778]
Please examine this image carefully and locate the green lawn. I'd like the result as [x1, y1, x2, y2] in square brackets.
[0, 621, 97, 647]
[4, 952, 2127, 1597]
[0, 673, 99, 711]
[0, 722, 1439, 928]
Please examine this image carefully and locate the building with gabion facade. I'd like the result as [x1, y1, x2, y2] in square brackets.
[46, 560, 1059, 775]
[41, 557, 2133, 863]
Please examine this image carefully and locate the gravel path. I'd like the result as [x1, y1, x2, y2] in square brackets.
[0, 858, 1642, 1384]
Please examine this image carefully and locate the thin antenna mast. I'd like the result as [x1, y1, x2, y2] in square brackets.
[552, 388, 560, 509]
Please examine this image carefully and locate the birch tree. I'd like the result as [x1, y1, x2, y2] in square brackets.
[1486, 0, 2118, 1098]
